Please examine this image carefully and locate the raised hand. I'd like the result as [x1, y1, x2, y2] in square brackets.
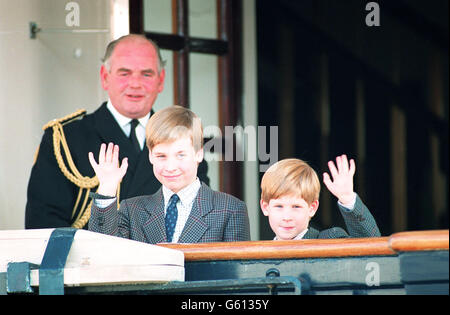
[322, 154, 356, 205]
[88, 143, 128, 197]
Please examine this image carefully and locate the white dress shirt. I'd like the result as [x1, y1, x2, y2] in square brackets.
[274, 228, 309, 241]
[162, 178, 201, 243]
[106, 100, 149, 150]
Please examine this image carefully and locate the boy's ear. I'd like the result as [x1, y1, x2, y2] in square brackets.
[260, 199, 270, 216]
[148, 150, 154, 165]
[308, 200, 319, 218]
[195, 148, 204, 163]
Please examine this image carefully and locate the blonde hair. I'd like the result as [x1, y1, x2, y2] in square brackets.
[261, 159, 320, 205]
[146, 105, 203, 152]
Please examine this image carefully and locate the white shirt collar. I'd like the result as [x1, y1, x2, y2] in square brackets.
[162, 178, 201, 209]
[106, 100, 150, 149]
[106, 100, 150, 132]
[274, 228, 309, 241]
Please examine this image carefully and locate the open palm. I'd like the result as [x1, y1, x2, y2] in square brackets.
[322, 154, 355, 204]
[88, 143, 128, 196]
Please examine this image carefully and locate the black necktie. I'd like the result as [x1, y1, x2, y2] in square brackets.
[129, 119, 141, 153]
[165, 194, 180, 243]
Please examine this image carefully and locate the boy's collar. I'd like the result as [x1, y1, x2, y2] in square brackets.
[274, 228, 309, 241]
[162, 178, 201, 206]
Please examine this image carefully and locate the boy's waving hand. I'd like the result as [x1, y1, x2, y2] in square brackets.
[323, 154, 356, 205]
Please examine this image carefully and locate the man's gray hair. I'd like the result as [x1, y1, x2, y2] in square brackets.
[101, 34, 166, 73]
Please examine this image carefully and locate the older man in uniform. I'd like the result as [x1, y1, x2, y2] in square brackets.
[25, 34, 209, 229]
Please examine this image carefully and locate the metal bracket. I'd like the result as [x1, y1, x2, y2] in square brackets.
[38, 228, 77, 295]
[29, 21, 109, 39]
[29, 22, 40, 39]
[119, 268, 302, 295]
[138, 276, 302, 295]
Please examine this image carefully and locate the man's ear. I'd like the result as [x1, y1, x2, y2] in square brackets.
[100, 65, 109, 91]
[308, 200, 319, 218]
[260, 199, 270, 216]
[157, 68, 166, 93]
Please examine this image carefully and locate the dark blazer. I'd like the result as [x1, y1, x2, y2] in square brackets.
[25, 102, 209, 228]
[304, 194, 381, 239]
[89, 182, 251, 243]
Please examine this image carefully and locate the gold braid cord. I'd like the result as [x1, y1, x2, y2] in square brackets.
[45, 109, 98, 229]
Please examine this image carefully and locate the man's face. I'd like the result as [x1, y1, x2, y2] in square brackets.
[260, 195, 318, 240]
[149, 136, 204, 193]
[100, 39, 165, 119]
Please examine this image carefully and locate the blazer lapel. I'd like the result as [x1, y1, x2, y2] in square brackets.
[178, 183, 212, 243]
[141, 188, 167, 244]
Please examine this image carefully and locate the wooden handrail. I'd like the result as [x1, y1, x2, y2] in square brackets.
[159, 230, 449, 261]
[389, 230, 449, 252]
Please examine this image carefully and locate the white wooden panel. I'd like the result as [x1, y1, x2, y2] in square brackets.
[0, 229, 184, 286]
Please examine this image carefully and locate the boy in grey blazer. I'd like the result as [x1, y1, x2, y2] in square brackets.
[88, 106, 250, 243]
[260, 155, 380, 240]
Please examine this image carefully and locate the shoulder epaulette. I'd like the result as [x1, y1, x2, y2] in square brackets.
[40, 108, 97, 229]
[42, 109, 87, 130]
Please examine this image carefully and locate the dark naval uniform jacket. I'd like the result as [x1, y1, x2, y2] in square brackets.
[25, 102, 209, 228]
